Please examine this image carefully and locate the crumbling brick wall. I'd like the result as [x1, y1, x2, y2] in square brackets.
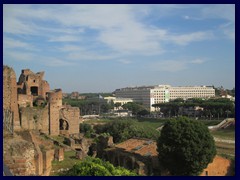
[17, 69, 50, 99]
[48, 89, 62, 136]
[3, 65, 20, 130]
[20, 107, 49, 134]
[60, 107, 80, 134]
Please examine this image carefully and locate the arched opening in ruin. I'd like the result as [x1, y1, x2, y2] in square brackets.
[59, 119, 69, 130]
[30, 86, 38, 96]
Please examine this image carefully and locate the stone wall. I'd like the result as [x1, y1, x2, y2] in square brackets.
[3, 135, 36, 175]
[48, 89, 62, 135]
[17, 69, 50, 99]
[20, 107, 49, 134]
[3, 66, 20, 130]
[60, 107, 80, 134]
[18, 94, 33, 107]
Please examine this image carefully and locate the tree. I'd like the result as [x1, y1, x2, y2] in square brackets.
[64, 157, 137, 176]
[80, 123, 93, 137]
[122, 102, 146, 115]
[157, 117, 216, 176]
[114, 102, 122, 110]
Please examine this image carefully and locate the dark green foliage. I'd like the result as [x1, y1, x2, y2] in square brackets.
[80, 123, 92, 133]
[80, 123, 94, 138]
[157, 117, 216, 176]
[64, 157, 137, 176]
[153, 98, 235, 118]
[122, 102, 147, 115]
[137, 109, 150, 116]
[95, 119, 160, 143]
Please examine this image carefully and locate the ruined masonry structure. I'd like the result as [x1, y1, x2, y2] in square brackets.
[3, 66, 20, 130]
[3, 65, 81, 135]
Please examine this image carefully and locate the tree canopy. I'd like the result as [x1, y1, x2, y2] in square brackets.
[95, 119, 160, 143]
[64, 156, 137, 176]
[157, 117, 216, 176]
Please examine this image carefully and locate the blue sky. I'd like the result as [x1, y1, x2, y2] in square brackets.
[3, 4, 235, 93]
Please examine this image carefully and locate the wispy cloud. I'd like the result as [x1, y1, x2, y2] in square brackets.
[3, 4, 222, 57]
[118, 59, 132, 64]
[4, 37, 34, 50]
[42, 57, 75, 67]
[153, 60, 188, 72]
[151, 58, 207, 72]
[190, 58, 206, 64]
[48, 35, 81, 42]
[169, 31, 214, 45]
[4, 51, 35, 61]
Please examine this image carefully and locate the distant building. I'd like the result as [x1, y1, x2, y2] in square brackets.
[70, 91, 79, 99]
[104, 96, 116, 103]
[104, 96, 133, 110]
[115, 85, 215, 111]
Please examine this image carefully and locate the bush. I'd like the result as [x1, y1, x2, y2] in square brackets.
[64, 157, 137, 176]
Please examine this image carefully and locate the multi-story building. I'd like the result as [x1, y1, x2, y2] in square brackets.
[115, 85, 215, 111]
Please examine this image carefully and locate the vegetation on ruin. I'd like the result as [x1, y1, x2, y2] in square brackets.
[63, 156, 137, 176]
[94, 119, 160, 143]
[80, 123, 94, 138]
[51, 150, 80, 175]
[157, 117, 216, 176]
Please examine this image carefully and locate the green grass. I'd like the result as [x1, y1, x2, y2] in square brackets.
[50, 150, 80, 176]
[210, 126, 235, 140]
[83, 118, 113, 124]
[198, 120, 222, 126]
[50, 136, 66, 144]
[136, 118, 167, 129]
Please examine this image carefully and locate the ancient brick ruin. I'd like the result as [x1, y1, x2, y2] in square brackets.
[3, 65, 81, 176]
[3, 66, 81, 136]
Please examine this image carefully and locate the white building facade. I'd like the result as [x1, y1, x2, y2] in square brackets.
[115, 85, 215, 112]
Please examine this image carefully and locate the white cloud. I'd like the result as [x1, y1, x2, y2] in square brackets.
[190, 59, 206, 64]
[48, 35, 80, 42]
[3, 4, 217, 56]
[3, 4, 234, 66]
